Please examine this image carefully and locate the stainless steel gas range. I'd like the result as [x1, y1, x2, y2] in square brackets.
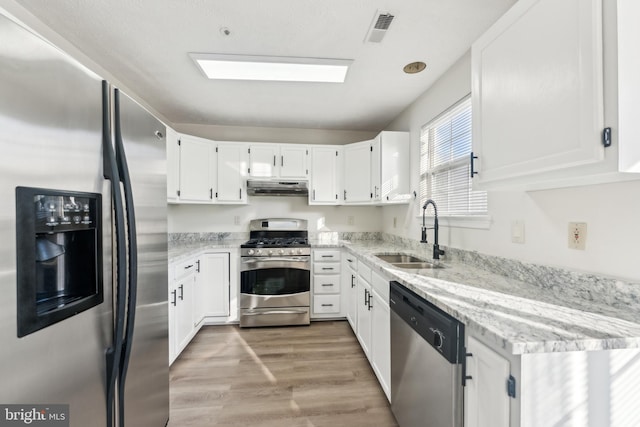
[239, 218, 311, 327]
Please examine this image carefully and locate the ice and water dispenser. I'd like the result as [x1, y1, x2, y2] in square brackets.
[16, 187, 103, 337]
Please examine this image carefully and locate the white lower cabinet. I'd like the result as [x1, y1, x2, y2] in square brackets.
[198, 253, 230, 318]
[370, 271, 391, 401]
[465, 335, 510, 427]
[169, 260, 197, 364]
[311, 249, 342, 318]
[355, 263, 373, 357]
[169, 252, 231, 365]
[342, 253, 358, 331]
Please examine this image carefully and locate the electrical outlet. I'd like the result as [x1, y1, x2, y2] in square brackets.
[511, 220, 525, 244]
[393, 217, 397, 228]
[568, 222, 587, 250]
[347, 216, 354, 225]
[234, 215, 240, 225]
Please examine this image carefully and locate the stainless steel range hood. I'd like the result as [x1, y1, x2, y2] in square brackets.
[246, 180, 309, 196]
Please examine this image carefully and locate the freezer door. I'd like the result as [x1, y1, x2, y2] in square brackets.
[117, 91, 169, 427]
[0, 12, 110, 427]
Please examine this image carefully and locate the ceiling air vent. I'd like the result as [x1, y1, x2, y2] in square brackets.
[366, 12, 395, 43]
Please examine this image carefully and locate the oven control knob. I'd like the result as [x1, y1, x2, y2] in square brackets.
[255, 249, 262, 255]
[297, 249, 303, 255]
[247, 249, 255, 255]
[268, 250, 274, 256]
[432, 329, 444, 350]
[278, 249, 284, 255]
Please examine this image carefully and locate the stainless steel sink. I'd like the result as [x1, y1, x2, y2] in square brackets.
[391, 262, 443, 270]
[375, 254, 426, 263]
[374, 253, 444, 271]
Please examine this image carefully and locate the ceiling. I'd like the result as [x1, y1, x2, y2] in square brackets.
[15, 0, 516, 132]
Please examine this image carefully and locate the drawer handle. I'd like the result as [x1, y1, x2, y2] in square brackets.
[321, 255, 334, 258]
[321, 267, 334, 271]
[321, 304, 334, 307]
[184, 264, 194, 270]
[321, 283, 334, 287]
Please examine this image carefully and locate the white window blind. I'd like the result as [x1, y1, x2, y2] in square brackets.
[420, 96, 487, 216]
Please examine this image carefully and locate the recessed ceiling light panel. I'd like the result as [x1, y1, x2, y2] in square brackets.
[190, 53, 352, 83]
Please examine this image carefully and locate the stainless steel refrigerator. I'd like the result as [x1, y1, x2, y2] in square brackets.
[0, 11, 169, 427]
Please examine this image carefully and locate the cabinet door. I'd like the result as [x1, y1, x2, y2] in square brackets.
[471, 0, 604, 188]
[341, 256, 358, 332]
[248, 144, 278, 178]
[371, 289, 390, 401]
[280, 144, 308, 178]
[344, 141, 372, 203]
[193, 259, 205, 326]
[370, 136, 381, 201]
[200, 253, 230, 317]
[168, 282, 177, 364]
[175, 274, 195, 354]
[310, 146, 340, 204]
[216, 143, 247, 203]
[166, 127, 180, 202]
[379, 131, 410, 202]
[464, 336, 510, 427]
[356, 275, 372, 357]
[178, 134, 214, 202]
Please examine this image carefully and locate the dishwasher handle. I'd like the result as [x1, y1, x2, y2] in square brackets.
[403, 295, 424, 316]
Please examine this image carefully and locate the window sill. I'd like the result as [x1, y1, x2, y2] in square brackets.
[416, 215, 492, 230]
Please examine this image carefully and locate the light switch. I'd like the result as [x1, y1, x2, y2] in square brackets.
[511, 220, 525, 244]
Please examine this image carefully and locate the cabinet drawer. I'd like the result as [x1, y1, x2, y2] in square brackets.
[371, 272, 389, 303]
[174, 258, 198, 280]
[313, 295, 341, 314]
[313, 262, 341, 275]
[314, 275, 341, 294]
[313, 250, 341, 262]
[358, 262, 372, 284]
[344, 255, 358, 272]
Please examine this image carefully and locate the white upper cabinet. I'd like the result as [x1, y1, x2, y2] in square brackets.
[166, 127, 180, 202]
[248, 144, 278, 178]
[248, 143, 308, 179]
[178, 134, 215, 203]
[344, 131, 410, 204]
[471, 0, 640, 190]
[372, 131, 410, 203]
[279, 144, 309, 178]
[310, 146, 342, 204]
[344, 140, 373, 203]
[617, 0, 640, 172]
[216, 142, 248, 203]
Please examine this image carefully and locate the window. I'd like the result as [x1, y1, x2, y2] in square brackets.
[419, 96, 487, 218]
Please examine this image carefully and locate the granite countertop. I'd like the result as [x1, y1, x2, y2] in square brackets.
[343, 240, 640, 355]
[168, 237, 640, 355]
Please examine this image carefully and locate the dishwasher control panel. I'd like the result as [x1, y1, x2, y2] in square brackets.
[390, 281, 464, 364]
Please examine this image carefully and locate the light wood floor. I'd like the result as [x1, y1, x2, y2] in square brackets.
[168, 321, 398, 427]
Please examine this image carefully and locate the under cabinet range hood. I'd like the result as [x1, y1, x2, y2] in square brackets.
[246, 180, 309, 196]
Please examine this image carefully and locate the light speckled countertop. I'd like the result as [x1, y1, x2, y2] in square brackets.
[168, 237, 640, 355]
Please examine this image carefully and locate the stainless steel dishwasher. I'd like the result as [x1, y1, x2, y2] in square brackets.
[390, 281, 464, 427]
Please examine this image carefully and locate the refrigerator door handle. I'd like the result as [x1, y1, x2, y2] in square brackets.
[102, 81, 128, 427]
[114, 88, 140, 427]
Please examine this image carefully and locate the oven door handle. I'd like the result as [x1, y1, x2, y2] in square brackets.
[242, 257, 310, 263]
[243, 309, 309, 316]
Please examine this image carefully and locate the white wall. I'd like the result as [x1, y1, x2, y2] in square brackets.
[168, 198, 382, 233]
[382, 47, 640, 281]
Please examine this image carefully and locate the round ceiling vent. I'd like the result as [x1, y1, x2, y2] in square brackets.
[403, 61, 426, 74]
